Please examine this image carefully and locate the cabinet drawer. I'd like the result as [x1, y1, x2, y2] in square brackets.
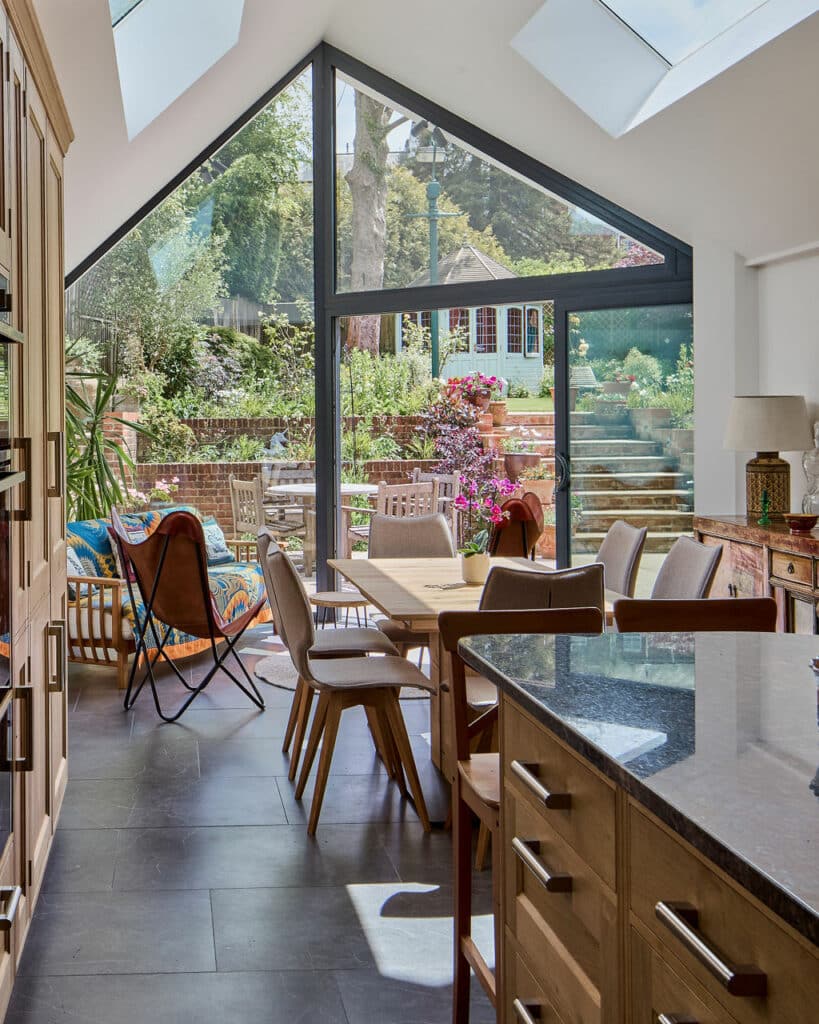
[505, 789, 618, 999]
[631, 926, 736, 1024]
[506, 933, 567, 1024]
[770, 550, 812, 586]
[502, 698, 616, 888]
[629, 803, 819, 1024]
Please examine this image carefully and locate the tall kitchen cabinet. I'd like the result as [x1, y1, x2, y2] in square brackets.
[0, 2, 72, 1019]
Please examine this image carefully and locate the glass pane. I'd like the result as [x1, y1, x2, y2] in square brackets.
[110, 0, 143, 26]
[567, 304, 694, 595]
[64, 70, 318, 575]
[602, 0, 767, 65]
[335, 72, 663, 294]
[338, 302, 556, 564]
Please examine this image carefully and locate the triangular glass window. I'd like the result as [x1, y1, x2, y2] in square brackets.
[334, 71, 663, 295]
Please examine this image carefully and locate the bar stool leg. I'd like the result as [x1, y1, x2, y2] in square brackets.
[452, 775, 472, 1024]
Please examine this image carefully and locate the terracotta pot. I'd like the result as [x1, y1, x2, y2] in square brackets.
[468, 389, 491, 412]
[503, 452, 541, 481]
[552, 386, 580, 411]
[536, 525, 556, 559]
[461, 552, 490, 585]
[489, 399, 508, 426]
[522, 478, 555, 505]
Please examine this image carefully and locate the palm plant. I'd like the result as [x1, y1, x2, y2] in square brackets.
[65, 369, 149, 521]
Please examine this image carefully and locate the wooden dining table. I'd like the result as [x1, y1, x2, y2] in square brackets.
[328, 555, 532, 781]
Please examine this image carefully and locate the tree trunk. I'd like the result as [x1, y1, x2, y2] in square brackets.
[345, 92, 391, 355]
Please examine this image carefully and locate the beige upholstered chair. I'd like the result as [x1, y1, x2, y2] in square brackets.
[257, 529, 400, 783]
[411, 468, 461, 538]
[347, 479, 439, 549]
[594, 519, 648, 597]
[372, 513, 456, 659]
[650, 535, 723, 599]
[258, 529, 432, 835]
[479, 562, 605, 613]
[613, 596, 777, 633]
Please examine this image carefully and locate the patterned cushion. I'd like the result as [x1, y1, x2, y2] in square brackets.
[201, 516, 235, 566]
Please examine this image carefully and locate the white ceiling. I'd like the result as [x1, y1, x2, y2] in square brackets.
[35, 0, 819, 275]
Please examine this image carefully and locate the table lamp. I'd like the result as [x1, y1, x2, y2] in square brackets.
[724, 395, 812, 519]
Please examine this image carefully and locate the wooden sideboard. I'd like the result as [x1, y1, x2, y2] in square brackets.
[0, 2, 72, 1019]
[694, 515, 819, 633]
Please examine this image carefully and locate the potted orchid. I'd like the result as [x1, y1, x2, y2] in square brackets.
[454, 475, 517, 584]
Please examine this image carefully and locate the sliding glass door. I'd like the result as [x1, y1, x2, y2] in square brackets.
[556, 302, 693, 596]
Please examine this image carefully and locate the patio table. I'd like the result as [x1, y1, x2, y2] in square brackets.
[328, 555, 531, 781]
[266, 482, 379, 570]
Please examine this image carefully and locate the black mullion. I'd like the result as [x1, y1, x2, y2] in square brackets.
[326, 44, 690, 260]
[553, 300, 570, 569]
[312, 47, 339, 592]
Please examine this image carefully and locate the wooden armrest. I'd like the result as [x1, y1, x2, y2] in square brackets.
[226, 538, 261, 561]
[68, 575, 125, 590]
[265, 503, 305, 514]
[340, 505, 375, 515]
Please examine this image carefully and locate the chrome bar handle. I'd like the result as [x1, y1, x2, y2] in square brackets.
[512, 999, 541, 1024]
[512, 837, 572, 893]
[655, 902, 767, 997]
[47, 620, 67, 693]
[0, 886, 21, 931]
[511, 760, 571, 809]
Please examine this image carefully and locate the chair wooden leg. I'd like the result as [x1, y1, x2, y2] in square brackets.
[453, 776, 473, 1024]
[295, 691, 329, 799]
[374, 698, 406, 793]
[117, 649, 130, 691]
[475, 822, 490, 872]
[307, 694, 342, 836]
[282, 677, 305, 754]
[382, 691, 430, 832]
[288, 684, 315, 783]
[490, 813, 502, 1016]
[365, 705, 395, 778]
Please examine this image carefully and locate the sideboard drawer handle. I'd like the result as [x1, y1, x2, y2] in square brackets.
[657, 1016, 699, 1024]
[512, 837, 572, 893]
[655, 901, 767, 997]
[510, 760, 571, 810]
[513, 998, 541, 1024]
[0, 886, 21, 931]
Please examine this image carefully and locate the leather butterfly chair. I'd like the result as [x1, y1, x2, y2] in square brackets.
[488, 492, 543, 559]
[111, 508, 267, 722]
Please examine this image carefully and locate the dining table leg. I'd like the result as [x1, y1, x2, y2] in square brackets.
[429, 632, 455, 784]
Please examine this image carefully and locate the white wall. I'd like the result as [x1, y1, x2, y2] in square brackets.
[693, 237, 759, 515]
[757, 250, 819, 510]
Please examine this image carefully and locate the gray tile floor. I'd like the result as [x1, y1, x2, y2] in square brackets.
[10, 627, 494, 1023]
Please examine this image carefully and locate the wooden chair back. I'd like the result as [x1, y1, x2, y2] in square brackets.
[229, 473, 265, 534]
[375, 480, 439, 518]
[439, 607, 603, 763]
[480, 562, 604, 612]
[651, 536, 723, 599]
[613, 597, 777, 633]
[595, 519, 648, 597]
[411, 468, 461, 534]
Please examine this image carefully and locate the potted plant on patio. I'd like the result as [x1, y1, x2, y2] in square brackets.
[446, 371, 501, 413]
[487, 376, 508, 426]
[148, 476, 180, 509]
[502, 429, 543, 480]
[517, 460, 555, 506]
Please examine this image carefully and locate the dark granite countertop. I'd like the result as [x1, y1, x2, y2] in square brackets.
[459, 630, 819, 947]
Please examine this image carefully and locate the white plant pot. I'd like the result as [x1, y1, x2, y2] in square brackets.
[461, 552, 491, 585]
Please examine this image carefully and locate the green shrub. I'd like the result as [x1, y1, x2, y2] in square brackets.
[506, 381, 531, 399]
[622, 348, 662, 388]
[141, 408, 197, 462]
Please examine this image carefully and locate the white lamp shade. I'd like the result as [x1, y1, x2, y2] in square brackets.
[723, 395, 812, 453]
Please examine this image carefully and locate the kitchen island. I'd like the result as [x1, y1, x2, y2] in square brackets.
[459, 630, 819, 1024]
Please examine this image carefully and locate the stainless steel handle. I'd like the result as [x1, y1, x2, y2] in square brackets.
[47, 620, 67, 693]
[47, 430, 64, 498]
[12, 436, 31, 521]
[12, 684, 33, 773]
[511, 760, 571, 810]
[512, 999, 541, 1024]
[0, 886, 21, 931]
[554, 452, 570, 493]
[657, 1016, 699, 1024]
[512, 837, 572, 893]
[655, 902, 767, 997]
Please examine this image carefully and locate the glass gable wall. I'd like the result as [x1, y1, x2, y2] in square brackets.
[65, 45, 692, 591]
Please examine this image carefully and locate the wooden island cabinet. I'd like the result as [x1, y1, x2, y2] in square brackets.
[0, 2, 71, 1020]
[694, 515, 819, 633]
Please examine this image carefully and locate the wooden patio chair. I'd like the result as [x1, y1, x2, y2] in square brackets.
[111, 508, 267, 722]
[346, 479, 439, 550]
[411, 467, 461, 539]
[439, 606, 604, 1024]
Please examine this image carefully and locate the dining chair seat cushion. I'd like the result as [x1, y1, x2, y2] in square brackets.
[459, 752, 500, 809]
[307, 653, 433, 691]
[309, 627, 399, 659]
[465, 674, 498, 710]
[376, 618, 431, 648]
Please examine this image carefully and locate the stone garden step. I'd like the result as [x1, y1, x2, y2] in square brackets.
[572, 488, 693, 510]
[570, 425, 634, 440]
[571, 472, 689, 491]
[570, 455, 676, 474]
[577, 509, 694, 533]
[571, 530, 690, 555]
[570, 439, 662, 458]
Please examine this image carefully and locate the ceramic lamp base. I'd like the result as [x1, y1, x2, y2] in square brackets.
[745, 452, 790, 520]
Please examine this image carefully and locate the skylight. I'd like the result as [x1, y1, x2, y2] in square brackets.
[512, 0, 817, 137]
[113, 0, 245, 140]
[602, 0, 768, 65]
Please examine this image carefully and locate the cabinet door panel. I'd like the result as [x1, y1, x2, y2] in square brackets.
[700, 536, 763, 599]
[24, 608, 50, 911]
[0, 7, 10, 271]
